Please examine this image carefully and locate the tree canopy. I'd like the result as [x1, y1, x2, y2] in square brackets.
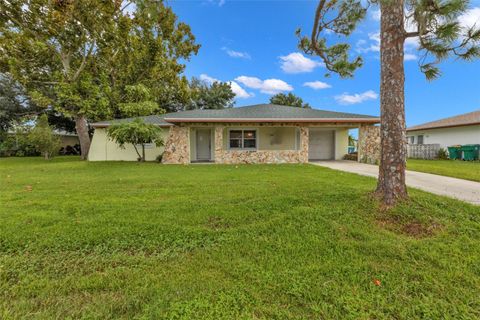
[297, 0, 480, 80]
[0, 0, 200, 158]
[28, 114, 61, 160]
[299, 0, 480, 206]
[269, 93, 312, 108]
[107, 118, 164, 162]
[0, 73, 37, 134]
[182, 78, 236, 111]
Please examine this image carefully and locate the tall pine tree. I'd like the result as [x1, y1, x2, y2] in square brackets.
[298, 0, 480, 206]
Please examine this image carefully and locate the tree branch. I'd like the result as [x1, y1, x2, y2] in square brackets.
[405, 31, 419, 38]
[72, 42, 95, 81]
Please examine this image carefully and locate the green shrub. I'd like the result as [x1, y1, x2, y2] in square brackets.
[27, 114, 61, 160]
[343, 153, 358, 161]
[0, 129, 39, 157]
[437, 148, 449, 160]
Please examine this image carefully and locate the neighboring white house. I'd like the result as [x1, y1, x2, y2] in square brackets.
[407, 110, 480, 148]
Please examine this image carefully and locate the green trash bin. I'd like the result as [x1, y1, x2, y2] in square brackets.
[460, 144, 480, 161]
[447, 146, 461, 160]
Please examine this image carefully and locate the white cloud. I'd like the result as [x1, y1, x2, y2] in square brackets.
[356, 32, 380, 53]
[370, 8, 381, 21]
[404, 53, 418, 61]
[228, 81, 253, 98]
[303, 81, 332, 90]
[199, 74, 253, 99]
[203, 0, 225, 6]
[199, 74, 220, 84]
[279, 52, 323, 73]
[235, 76, 293, 94]
[404, 36, 419, 48]
[222, 47, 251, 59]
[335, 90, 378, 105]
[458, 7, 480, 30]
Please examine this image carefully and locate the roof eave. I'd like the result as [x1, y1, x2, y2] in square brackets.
[163, 117, 380, 123]
[407, 121, 480, 131]
[91, 123, 173, 128]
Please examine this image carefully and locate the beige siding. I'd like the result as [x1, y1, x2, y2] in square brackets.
[88, 128, 167, 161]
[334, 128, 349, 160]
[258, 127, 296, 150]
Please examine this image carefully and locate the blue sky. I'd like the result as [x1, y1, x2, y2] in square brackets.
[169, 0, 480, 127]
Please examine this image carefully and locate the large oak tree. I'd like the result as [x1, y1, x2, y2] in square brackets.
[298, 0, 480, 206]
[0, 0, 199, 159]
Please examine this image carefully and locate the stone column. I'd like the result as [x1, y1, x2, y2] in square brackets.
[299, 126, 309, 163]
[214, 126, 224, 163]
[358, 124, 380, 164]
[162, 126, 190, 164]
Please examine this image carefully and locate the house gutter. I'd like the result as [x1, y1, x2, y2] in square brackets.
[406, 122, 480, 132]
[163, 117, 381, 124]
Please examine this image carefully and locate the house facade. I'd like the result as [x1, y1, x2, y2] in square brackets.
[407, 110, 480, 149]
[89, 104, 380, 164]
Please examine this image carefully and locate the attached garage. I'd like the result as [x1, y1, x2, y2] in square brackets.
[308, 129, 335, 160]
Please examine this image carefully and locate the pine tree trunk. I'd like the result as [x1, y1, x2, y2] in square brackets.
[75, 115, 91, 160]
[376, 0, 408, 206]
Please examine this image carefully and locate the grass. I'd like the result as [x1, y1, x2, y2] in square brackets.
[1, 157, 479, 319]
[407, 159, 480, 182]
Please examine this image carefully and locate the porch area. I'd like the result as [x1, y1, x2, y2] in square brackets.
[162, 123, 380, 165]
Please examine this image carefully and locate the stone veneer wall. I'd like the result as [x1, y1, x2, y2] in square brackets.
[161, 126, 190, 164]
[214, 126, 308, 164]
[358, 124, 380, 164]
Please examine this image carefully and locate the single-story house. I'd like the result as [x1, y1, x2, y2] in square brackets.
[407, 109, 480, 148]
[89, 104, 380, 164]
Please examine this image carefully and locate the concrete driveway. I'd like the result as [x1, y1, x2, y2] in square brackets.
[311, 160, 480, 205]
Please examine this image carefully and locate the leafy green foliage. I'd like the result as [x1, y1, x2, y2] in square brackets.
[296, 0, 366, 78]
[0, 126, 39, 157]
[118, 84, 165, 118]
[406, 0, 480, 79]
[182, 78, 236, 110]
[269, 92, 312, 108]
[0, 73, 37, 133]
[0, 0, 200, 156]
[1, 158, 479, 318]
[107, 118, 164, 161]
[437, 148, 449, 160]
[27, 114, 60, 159]
[298, 0, 480, 80]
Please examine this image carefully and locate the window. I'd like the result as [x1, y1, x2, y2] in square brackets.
[229, 129, 257, 149]
[417, 135, 424, 144]
[408, 136, 415, 144]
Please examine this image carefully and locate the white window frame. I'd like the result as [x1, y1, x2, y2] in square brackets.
[417, 135, 424, 145]
[228, 128, 258, 151]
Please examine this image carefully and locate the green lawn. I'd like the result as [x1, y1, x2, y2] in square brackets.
[407, 159, 480, 182]
[1, 157, 479, 319]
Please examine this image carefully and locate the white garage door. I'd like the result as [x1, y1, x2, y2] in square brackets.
[309, 130, 335, 160]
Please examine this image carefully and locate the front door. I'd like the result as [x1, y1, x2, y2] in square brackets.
[196, 129, 211, 161]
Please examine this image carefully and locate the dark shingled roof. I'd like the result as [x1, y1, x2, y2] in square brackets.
[407, 109, 480, 131]
[92, 104, 379, 127]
